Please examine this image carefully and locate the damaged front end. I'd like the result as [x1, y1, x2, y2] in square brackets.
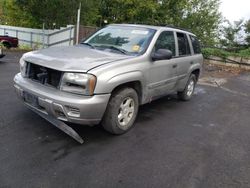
[14, 60, 110, 144]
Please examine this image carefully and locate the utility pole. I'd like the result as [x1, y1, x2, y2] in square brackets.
[76, 2, 81, 44]
[42, 23, 45, 48]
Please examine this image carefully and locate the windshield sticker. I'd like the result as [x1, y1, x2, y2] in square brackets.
[131, 30, 149, 35]
[132, 45, 141, 52]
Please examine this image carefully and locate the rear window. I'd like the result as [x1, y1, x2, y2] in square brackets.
[177, 33, 191, 56]
[190, 35, 201, 54]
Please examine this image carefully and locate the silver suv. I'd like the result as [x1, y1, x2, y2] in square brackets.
[14, 24, 203, 141]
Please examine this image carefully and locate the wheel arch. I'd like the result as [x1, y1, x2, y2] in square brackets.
[1, 40, 12, 48]
[191, 69, 200, 81]
[111, 81, 143, 104]
[95, 71, 145, 104]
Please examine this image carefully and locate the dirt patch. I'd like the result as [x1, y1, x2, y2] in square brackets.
[202, 62, 249, 79]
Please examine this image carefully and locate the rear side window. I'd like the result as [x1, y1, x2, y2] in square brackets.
[190, 35, 201, 54]
[154, 31, 176, 56]
[177, 33, 191, 56]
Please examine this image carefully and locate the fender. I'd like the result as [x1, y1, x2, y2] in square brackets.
[177, 64, 201, 91]
[94, 70, 145, 96]
[187, 63, 201, 77]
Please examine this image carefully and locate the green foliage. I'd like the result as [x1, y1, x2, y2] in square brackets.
[1, 0, 222, 46]
[18, 44, 32, 51]
[238, 48, 250, 57]
[202, 48, 229, 59]
[244, 19, 250, 45]
[0, 0, 101, 28]
[100, 0, 159, 24]
[100, 0, 221, 46]
[0, 0, 37, 27]
[202, 48, 250, 59]
[173, 0, 222, 47]
[219, 20, 245, 48]
[245, 20, 250, 33]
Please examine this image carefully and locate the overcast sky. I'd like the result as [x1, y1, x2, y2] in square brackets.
[220, 0, 250, 22]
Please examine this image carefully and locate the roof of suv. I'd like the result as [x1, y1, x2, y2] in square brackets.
[110, 24, 196, 36]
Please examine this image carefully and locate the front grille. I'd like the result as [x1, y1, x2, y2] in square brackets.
[26, 62, 63, 88]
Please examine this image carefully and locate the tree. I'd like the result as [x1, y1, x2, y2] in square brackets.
[100, 0, 221, 46]
[156, 0, 222, 46]
[178, 0, 222, 47]
[1, 0, 101, 28]
[244, 19, 250, 46]
[219, 19, 244, 48]
[99, 0, 159, 25]
[15, 0, 80, 28]
[1, 0, 222, 46]
[0, 0, 37, 27]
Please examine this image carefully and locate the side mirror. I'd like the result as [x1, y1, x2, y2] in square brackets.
[151, 49, 173, 61]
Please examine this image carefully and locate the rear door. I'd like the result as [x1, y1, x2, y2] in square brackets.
[174, 32, 193, 80]
[189, 35, 203, 65]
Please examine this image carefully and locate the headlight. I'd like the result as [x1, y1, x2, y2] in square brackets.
[60, 73, 96, 95]
[20, 58, 27, 77]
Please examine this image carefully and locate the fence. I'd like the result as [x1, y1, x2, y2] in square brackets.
[0, 25, 75, 49]
[78, 25, 99, 41]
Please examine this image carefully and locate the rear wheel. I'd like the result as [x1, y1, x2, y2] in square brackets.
[2, 42, 11, 49]
[178, 74, 197, 101]
[102, 87, 139, 135]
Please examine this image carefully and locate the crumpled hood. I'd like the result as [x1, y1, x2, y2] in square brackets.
[22, 45, 132, 72]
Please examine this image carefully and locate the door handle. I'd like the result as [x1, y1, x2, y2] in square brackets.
[172, 64, 177, 68]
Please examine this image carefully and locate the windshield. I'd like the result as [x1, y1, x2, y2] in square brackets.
[83, 26, 156, 55]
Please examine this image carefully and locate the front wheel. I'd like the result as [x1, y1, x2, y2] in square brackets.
[102, 87, 139, 135]
[178, 74, 197, 101]
[2, 42, 11, 49]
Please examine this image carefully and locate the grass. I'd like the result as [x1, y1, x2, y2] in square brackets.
[18, 44, 33, 51]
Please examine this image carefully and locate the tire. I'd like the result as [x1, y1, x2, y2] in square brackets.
[3, 42, 11, 49]
[178, 74, 197, 101]
[102, 87, 139, 135]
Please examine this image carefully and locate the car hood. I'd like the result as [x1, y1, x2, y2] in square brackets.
[22, 45, 132, 72]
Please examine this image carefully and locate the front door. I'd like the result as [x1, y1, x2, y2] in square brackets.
[147, 31, 178, 99]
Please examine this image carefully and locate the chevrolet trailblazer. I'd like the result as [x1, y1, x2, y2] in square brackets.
[14, 24, 203, 143]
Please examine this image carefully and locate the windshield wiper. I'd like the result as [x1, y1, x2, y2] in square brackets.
[97, 45, 128, 55]
[81, 42, 96, 49]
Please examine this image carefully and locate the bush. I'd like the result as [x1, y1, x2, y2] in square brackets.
[238, 48, 250, 58]
[202, 48, 250, 59]
[0, 42, 4, 48]
[201, 48, 229, 60]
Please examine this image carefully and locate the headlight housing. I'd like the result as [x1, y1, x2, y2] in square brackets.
[60, 73, 97, 95]
[20, 58, 27, 77]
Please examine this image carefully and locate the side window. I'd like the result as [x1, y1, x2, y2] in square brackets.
[190, 35, 201, 54]
[154, 31, 176, 56]
[177, 33, 191, 56]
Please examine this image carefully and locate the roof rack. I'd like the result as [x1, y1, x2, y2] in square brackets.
[165, 25, 192, 33]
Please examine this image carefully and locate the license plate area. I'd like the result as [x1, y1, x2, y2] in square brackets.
[23, 91, 39, 107]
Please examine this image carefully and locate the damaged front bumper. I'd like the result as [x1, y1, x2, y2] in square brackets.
[14, 73, 110, 143]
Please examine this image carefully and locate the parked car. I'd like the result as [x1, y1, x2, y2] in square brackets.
[14, 24, 203, 140]
[0, 35, 18, 49]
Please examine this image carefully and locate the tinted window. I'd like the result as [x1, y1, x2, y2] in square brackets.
[190, 35, 201, 54]
[154, 31, 176, 55]
[177, 33, 191, 56]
